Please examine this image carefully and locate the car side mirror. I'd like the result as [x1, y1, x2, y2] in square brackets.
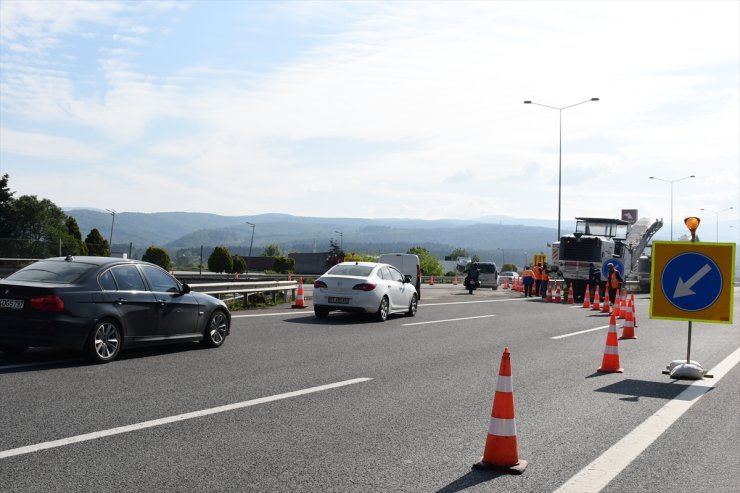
[404, 275, 412, 283]
[181, 283, 191, 294]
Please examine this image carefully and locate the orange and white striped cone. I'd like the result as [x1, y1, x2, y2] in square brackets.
[582, 284, 591, 309]
[566, 283, 575, 304]
[591, 286, 601, 311]
[620, 301, 637, 339]
[472, 347, 528, 474]
[614, 291, 622, 318]
[601, 289, 611, 314]
[620, 290, 628, 317]
[597, 312, 624, 373]
[554, 284, 562, 303]
[546, 283, 553, 302]
[291, 277, 307, 309]
[453, 274, 458, 286]
[630, 295, 638, 327]
[502, 277, 508, 289]
[287, 272, 292, 281]
[429, 276, 435, 286]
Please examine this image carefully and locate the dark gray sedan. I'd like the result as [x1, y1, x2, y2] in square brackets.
[0, 256, 231, 363]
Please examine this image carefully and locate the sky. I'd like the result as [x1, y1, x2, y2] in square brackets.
[1, 0, 738, 241]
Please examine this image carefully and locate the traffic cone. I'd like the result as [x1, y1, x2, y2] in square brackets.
[546, 283, 553, 302]
[454, 274, 459, 286]
[234, 272, 239, 281]
[291, 277, 307, 309]
[597, 312, 624, 373]
[472, 347, 528, 474]
[620, 290, 628, 317]
[288, 272, 292, 281]
[430, 276, 435, 286]
[591, 286, 601, 311]
[566, 283, 574, 304]
[601, 289, 611, 314]
[582, 284, 591, 309]
[630, 296, 638, 327]
[614, 291, 622, 318]
[554, 284, 562, 303]
[620, 301, 637, 339]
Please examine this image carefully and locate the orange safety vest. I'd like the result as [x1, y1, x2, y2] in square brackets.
[541, 270, 549, 282]
[533, 266, 542, 280]
[609, 271, 621, 289]
[522, 269, 535, 279]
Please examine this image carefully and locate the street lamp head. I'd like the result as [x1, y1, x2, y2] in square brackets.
[523, 101, 531, 104]
[591, 98, 599, 101]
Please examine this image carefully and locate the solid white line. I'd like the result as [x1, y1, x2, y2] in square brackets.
[402, 315, 496, 326]
[231, 311, 305, 318]
[554, 347, 740, 493]
[0, 359, 81, 371]
[421, 298, 526, 307]
[0, 377, 372, 460]
[551, 325, 610, 340]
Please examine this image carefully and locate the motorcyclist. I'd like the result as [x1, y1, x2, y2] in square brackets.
[465, 263, 480, 294]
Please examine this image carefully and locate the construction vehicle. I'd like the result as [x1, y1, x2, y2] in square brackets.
[554, 216, 663, 298]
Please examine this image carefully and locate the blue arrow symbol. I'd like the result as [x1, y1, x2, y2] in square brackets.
[673, 264, 712, 298]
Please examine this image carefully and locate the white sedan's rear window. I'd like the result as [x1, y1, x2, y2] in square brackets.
[328, 265, 374, 277]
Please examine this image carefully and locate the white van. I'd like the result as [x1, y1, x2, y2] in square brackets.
[468, 261, 498, 290]
[379, 253, 422, 299]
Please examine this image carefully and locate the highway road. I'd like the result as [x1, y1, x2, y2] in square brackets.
[1, 285, 738, 492]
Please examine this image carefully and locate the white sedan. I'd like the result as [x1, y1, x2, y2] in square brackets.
[312, 262, 418, 321]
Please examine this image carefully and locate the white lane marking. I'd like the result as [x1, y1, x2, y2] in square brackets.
[0, 377, 372, 460]
[554, 348, 740, 493]
[402, 315, 496, 326]
[421, 298, 526, 307]
[0, 359, 81, 371]
[551, 325, 610, 340]
[232, 312, 304, 318]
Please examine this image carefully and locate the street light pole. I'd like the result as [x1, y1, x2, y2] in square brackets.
[105, 209, 116, 254]
[524, 98, 599, 241]
[649, 175, 695, 240]
[334, 230, 343, 250]
[497, 247, 505, 268]
[700, 206, 734, 241]
[245, 222, 255, 258]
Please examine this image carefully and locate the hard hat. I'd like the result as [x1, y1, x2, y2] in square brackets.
[608, 263, 614, 268]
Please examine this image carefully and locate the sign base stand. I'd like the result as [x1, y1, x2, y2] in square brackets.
[662, 321, 714, 379]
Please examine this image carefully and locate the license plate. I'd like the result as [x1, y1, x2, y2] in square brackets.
[328, 297, 350, 304]
[0, 298, 24, 310]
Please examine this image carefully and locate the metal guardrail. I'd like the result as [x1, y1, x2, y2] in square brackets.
[187, 280, 299, 305]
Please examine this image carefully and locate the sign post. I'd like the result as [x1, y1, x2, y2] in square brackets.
[650, 232, 735, 378]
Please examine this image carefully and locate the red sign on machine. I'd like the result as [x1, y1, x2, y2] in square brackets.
[621, 209, 638, 224]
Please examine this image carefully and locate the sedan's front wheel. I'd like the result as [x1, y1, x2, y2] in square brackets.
[0, 344, 29, 355]
[203, 310, 229, 348]
[375, 296, 389, 322]
[407, 294, 418, 317]
[86, 319, 122, 364]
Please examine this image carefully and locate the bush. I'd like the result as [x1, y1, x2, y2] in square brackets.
[142, 246, 171, 270]
[273, 256, 295, 274]
[208, 245, 233, 273]
[232, 255, 247, 273]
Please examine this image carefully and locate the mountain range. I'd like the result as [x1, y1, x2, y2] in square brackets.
[65, 209, 572, 261]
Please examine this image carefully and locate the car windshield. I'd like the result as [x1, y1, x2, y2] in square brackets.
[6, 260, 97, 284]
[477, 264, 496, 274]
[328, 265, 374, 277]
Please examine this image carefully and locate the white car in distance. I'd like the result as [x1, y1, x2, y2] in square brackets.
[313, 262, 418, 321]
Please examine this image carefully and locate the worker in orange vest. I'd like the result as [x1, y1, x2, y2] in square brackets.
[540, 263, 550, 298]
[606, 263, 623, 303]
[533, 263, 543, 296]
[521, 265, 536, 297]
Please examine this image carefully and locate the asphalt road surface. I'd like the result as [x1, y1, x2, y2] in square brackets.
[1, 285, 738, 492]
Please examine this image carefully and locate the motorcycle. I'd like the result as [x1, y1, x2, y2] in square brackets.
[464, 275, 480, 294]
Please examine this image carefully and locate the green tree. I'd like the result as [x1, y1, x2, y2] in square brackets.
[449, 247, 470, 259]
[325, 239, 345, 268]
[408, 246, 443, 277]
[85, 229, 110, 257]
[232, 255, 247, 273]
[273, 256, 295, 274]
[261, 243, 281, 257]
[142, 246, 172, 270]
[3, 194, 76, 258]
[208, 245, 233, 273]
[65, 216, 88, 255]
[0, 174, 14, 238]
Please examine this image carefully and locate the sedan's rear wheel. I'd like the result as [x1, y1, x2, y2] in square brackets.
[407, 294, 418, 317]
[314, 307, 330, 319]
[203, 310, 229, 348]
[86, 319, 121, 364]
[0, 344, 29, 355]
[376, 296, 389, 322]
